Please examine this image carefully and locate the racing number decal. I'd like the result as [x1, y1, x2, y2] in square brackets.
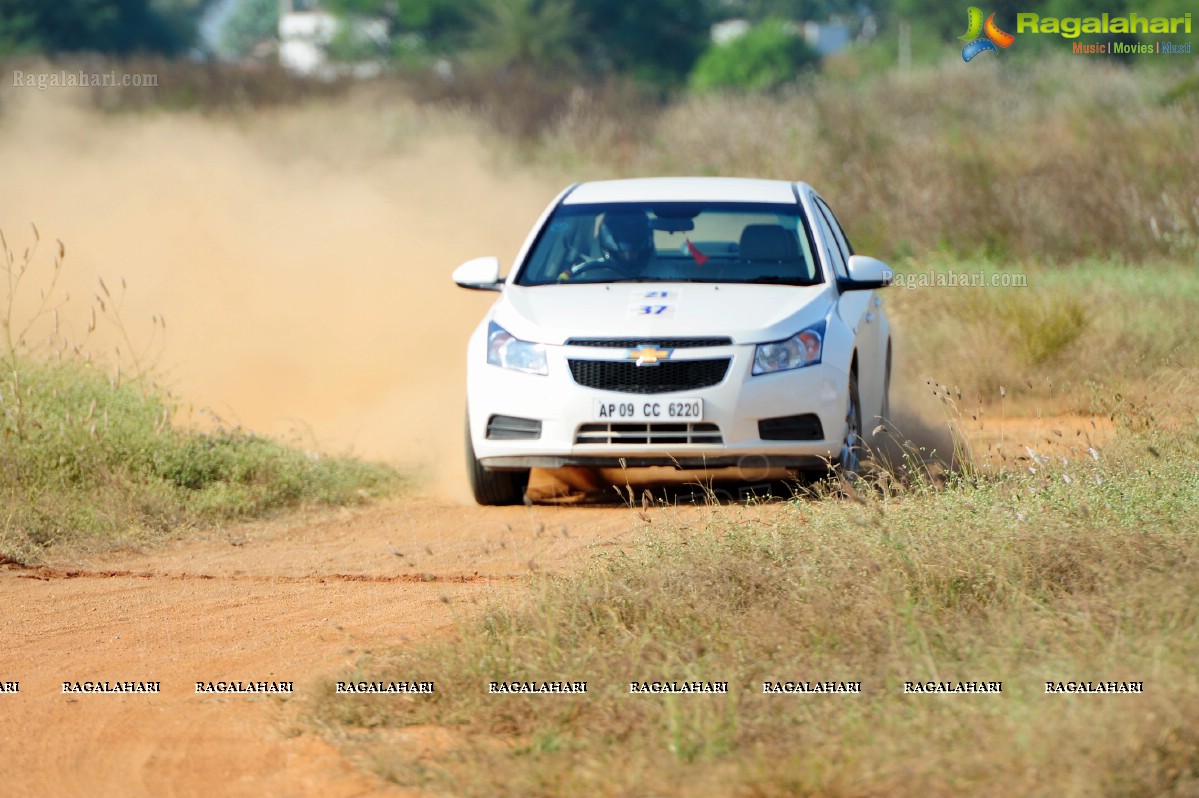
[628, 289, 680, 319]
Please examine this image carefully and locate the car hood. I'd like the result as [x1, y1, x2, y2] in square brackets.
[493, 283, 833, 345]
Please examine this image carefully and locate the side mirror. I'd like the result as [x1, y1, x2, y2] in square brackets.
[452, 256, 503, 291]
[840, 255, 893, 291]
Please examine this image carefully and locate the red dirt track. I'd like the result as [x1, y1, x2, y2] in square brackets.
[0, 499, 640, 797]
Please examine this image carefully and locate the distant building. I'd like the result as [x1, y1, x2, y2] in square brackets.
[711, 19, 752, 45]
[709, 17, 862, 57]
[278, 0, 386, 79]
[802, 21, 851, 56]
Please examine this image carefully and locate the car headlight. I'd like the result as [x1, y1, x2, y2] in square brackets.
[487, 321, 547, 375]
[752, 321, 825, 375]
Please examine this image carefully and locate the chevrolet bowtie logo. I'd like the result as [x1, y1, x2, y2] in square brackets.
[628, 345, 671, 367]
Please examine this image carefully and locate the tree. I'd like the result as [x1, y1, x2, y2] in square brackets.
[218, 0, 277, 59]
[321, 0, 716, 86]
[324, 0, 480, 56]
[471, 0, 579, 71]
[717, 0, 863, 23]
[0, 0, 193, 55]
[578, 0, 713, 84]
[690, 19, 819, 92]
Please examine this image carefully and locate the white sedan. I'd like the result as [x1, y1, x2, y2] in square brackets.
[453, 177, 893, 505]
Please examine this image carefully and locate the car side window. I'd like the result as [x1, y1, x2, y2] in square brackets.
[814, 197, 854, 260]
[811, 201, 848, 280]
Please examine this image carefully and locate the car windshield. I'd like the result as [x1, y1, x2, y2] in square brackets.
[514, 201, 822, 287]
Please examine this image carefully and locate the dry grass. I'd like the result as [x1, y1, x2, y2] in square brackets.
[86, 56, 352, 113]
[539, 57, 1199, 264]
[884, 257, 1199, 412]
[312, 401, 1199, 796]
[14, 55, 1196, 265]
[288, 60, 1199, 795]
[308, 252, 1199, 792]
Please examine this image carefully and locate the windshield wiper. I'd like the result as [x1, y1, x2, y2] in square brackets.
[738, 276, 814, 285]
[600, 277, 717, 283]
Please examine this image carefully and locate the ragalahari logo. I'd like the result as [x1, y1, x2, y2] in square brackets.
[960, 7, 1016, 61]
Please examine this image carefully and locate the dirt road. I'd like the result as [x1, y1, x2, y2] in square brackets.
[0, 497, 643, 797]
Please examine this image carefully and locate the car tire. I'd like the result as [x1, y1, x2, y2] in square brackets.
[465, 413, 529, 506]
[837, 369, 864, 479]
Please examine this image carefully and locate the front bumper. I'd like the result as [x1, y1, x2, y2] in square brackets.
[467, 341, 849, 474]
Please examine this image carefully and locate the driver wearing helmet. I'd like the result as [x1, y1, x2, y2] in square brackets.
[562, 210, 655, 281]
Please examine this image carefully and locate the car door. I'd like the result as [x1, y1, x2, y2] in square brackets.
[813, 196, 886, 425]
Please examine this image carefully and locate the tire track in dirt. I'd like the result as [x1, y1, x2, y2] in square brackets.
[11, 566, 515, 584]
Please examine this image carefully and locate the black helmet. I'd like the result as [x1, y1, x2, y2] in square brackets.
[599, 210, 653, 266]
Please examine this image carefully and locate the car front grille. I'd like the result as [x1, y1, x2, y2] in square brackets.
[566, 337, 732, 349]
[575, 423, 724, 445]
[567, 359, 730, 394]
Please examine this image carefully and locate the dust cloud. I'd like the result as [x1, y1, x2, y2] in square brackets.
[0, 87, 567, 501]
[0, 88, 960, 504]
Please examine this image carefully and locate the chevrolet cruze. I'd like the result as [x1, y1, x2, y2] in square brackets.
[453, 177, 893, 505]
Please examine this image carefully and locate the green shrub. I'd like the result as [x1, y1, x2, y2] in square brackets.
[689, 20, 819, 93]
[0, 359, 403, 563]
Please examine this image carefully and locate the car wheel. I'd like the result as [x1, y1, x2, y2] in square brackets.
[838, 370, 864, 479]
[465, 412, 529, 506]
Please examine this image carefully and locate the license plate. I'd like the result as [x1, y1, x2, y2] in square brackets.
[592, 398, 704, 421]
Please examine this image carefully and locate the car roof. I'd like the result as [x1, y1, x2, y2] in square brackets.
[563, 177, 805, 205]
